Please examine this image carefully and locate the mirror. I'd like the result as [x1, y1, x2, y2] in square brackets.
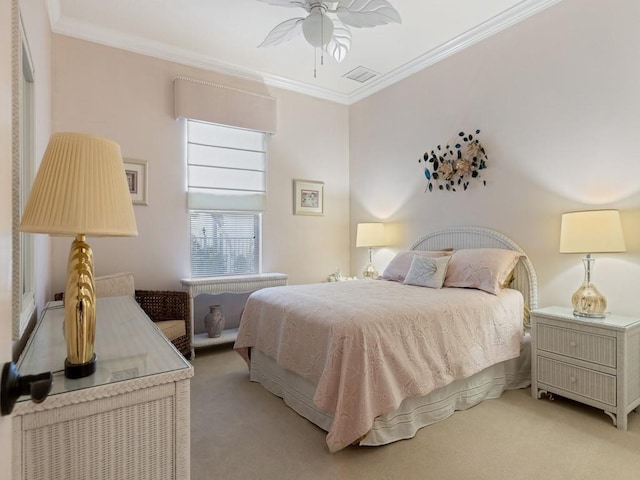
[12, 3, 36, 340]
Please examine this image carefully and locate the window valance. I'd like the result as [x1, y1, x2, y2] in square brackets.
[174, 77, 277, 134]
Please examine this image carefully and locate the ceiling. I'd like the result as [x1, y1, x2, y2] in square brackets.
[48, 0, 561, 104]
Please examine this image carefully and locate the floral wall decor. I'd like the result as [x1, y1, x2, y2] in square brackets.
[418, 130, 488, 192]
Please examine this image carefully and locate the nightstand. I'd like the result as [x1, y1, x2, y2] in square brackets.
[531, 306, 640, 430]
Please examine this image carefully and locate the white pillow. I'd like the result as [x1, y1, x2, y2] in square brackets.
[381, 250, 451, 282]
[95, 272, 135, 298]
[403, 255, 451, 289]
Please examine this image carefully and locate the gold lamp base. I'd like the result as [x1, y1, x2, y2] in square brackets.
[64, 234, 97, 378]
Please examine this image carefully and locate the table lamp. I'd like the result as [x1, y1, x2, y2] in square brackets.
[559, 210, 625, 318]
[19, 133, 138, 378]
[356, 222, 386, 278]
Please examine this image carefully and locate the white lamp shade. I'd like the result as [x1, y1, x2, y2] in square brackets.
[559, 210, 625, 253]
[356, 223, 385, 248]
[19, 132, 138, 237]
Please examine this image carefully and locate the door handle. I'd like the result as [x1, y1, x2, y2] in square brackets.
[1, 362, 53, 416]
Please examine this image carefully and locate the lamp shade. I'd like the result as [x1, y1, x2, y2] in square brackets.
[356, 223, 385, 248]
[559, 210, 625, 254]
[19, 133, 138, 237]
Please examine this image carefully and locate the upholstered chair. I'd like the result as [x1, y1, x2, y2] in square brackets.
[54, 273, 191, 358]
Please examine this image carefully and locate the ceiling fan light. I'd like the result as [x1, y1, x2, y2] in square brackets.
[302, 10, 334, 47]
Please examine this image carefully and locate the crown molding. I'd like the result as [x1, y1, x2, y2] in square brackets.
[47, 0, 562, 106]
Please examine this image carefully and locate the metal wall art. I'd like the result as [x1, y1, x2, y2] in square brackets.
[419, 129, 488, 192]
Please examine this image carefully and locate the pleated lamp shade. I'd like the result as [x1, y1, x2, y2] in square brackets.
[20, 133, 138, 237]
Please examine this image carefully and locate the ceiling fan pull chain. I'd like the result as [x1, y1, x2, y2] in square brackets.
[320, 11, 325, 66]
[314, 47, 317, 78]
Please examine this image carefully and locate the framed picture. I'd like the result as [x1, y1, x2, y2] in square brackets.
[293, 179, 324, 215]
[123, 159, 148, 205]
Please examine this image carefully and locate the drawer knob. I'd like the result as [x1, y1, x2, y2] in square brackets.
[569, 341, 577, 348]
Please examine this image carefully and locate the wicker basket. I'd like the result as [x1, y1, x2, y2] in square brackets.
[53, 290, 191, 359]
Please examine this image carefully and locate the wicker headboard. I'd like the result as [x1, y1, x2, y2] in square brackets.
[410, 226, 538, 313]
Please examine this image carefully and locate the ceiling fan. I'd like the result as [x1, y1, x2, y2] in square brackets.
[257, 0, 401, 68]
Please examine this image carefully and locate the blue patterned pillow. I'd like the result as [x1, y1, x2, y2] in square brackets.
[403, 255, 451, 289]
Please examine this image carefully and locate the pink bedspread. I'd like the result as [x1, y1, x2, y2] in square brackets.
[234, 279, 524, 452]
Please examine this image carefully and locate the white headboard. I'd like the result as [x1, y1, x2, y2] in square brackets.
[410, 226, 538, 313]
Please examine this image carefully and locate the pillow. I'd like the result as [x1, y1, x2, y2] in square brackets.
[95, 272, 135, 298]
[403, 255, 451, 289]
[155, 320, 186, 341]
[381, 250, 452, 282]
[443, 248, 524, 295]
[501, 268, 516, 288]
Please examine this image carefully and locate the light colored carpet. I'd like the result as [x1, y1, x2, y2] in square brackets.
[190, 346, 640, 480]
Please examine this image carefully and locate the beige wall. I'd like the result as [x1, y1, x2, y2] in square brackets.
[50, 35, 350, 300]
[48, 0, 640, 321]
[349, 0, 640, 315]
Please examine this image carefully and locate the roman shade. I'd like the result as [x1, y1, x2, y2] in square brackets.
[174, 76, 277, 134]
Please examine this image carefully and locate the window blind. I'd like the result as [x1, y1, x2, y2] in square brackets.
[190, 211, 261, 277]
[187, 119, 266, 211]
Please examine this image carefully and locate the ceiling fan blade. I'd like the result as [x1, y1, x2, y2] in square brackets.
[325, 21, 351, 63]
[258, 17, 304, 47]
[336, 0, 401, 28]
[257, 0, 313, 12]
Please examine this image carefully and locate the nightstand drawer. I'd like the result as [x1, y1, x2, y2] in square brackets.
[537, 323, 616, 367]
[537, 356, 616, 406]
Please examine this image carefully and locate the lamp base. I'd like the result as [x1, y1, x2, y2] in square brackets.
[64, 354, 97, 379]
[571, 281, 607, 319]
[64, 234, 97, 374]
[362, 262, 379, 279]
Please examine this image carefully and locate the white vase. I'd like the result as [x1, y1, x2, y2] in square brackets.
[204, 305, 225, 338]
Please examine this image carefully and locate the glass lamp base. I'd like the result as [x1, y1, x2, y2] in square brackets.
[362, 263, 379, 279]
[571, 281, 606, 319]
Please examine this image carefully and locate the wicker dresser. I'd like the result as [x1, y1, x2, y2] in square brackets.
[531, 306, 640, 430]
[12, 296, 193, 480]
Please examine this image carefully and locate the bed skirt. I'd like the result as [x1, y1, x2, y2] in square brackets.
[250, 334, 531, 447]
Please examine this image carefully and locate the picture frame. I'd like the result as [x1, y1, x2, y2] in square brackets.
[293, 179, 324, 216]
[123, 159, 148, 205]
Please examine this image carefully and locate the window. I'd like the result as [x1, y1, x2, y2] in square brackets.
[13, 17, 36, 340]
[187, 120, 266, 277]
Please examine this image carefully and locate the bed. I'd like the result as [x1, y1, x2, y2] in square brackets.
[234, 226, 538, 452]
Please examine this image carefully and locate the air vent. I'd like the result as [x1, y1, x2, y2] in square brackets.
[343, 66, 379, 83]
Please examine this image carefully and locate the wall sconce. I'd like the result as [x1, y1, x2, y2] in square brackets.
[559, 209, 626, 318]
[356, 222, 386, 279]
[19, 133, 138, 378]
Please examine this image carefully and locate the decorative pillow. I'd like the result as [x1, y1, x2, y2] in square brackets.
[95, 272, 135, 298]
[381, 250, 452, 282]
[443, 248, 524, 295]
[403, 255, 451, 289]
[156, 320, 186, 341]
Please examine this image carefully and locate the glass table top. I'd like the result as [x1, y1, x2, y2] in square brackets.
[17, 296, 192, 400]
